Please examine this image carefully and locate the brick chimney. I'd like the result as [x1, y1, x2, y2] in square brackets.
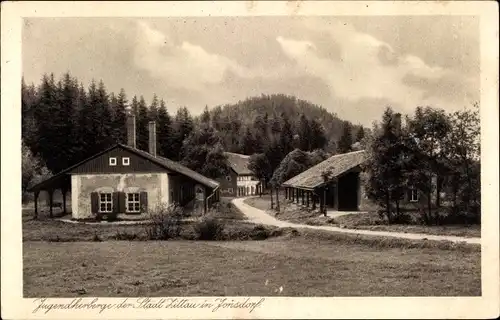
[148, 121, 157, 157]
[126, 112, 136, 148]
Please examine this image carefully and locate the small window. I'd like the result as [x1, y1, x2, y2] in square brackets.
[410, 188, 419, 202]
[122, 157, 130, 166]
[109, 157, 117, 166]
[226, 175, 232, 181]
[126, 193, 141, 213]
[99, 193, 113, 213]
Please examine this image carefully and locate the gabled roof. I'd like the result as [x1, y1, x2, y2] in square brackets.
[121, 144, 220, 189]
[224, 152, 253, 175]
[28, 144, 220, 192]
[282, 150, 369, 189]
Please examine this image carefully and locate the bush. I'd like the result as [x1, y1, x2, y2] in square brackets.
[113, 231, 139, 240]
[145, 204, 184, 240]
[194, 216, 225, 240]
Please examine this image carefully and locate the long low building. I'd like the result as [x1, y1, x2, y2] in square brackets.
[282, 150, 369, 212]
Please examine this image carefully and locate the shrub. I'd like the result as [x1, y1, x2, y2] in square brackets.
[113, 231, 139, 241]
[145, 204, 184, 240]
[249, 224, 272, 240]
[92, 232, 102, 242]
[194, 216, 225, 240]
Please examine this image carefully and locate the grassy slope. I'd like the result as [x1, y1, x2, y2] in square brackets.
[24, 239, 480, 297]
[244, 196, 481, 238]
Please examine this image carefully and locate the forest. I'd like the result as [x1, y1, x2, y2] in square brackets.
[21, 72, 364, 199]
[22, 73, 480, 226]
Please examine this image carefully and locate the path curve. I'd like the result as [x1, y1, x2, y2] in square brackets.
[232, 198, 481, 245]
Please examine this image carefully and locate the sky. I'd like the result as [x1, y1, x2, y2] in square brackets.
[22, 16, 479, 126]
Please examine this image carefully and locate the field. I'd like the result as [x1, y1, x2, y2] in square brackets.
[23, 205, 480, 297]
[24, 239, 480, 297]
[244, 196, 481, 238]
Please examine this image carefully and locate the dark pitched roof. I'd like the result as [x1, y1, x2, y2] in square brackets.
[121, 144, 220, 189]
[282, 150, 369, 189]
[224, 152, 253, 175]
[28, 144, 220, 192]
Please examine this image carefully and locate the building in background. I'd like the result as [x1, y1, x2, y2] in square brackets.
[217, 152, 261, 197]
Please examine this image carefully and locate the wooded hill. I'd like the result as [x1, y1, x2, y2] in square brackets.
[205, 94, 365, 153]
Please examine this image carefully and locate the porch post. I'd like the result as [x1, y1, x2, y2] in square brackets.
[357, 174, 361, 211]
[312, 192, 316, 210]
[62, 188, 67, 215]
[48, 189, 54, 218]
[204, 196, 207, 215]
[334, 181, 339, 211]
[306, 191, 310, 207]
[34, 191, 39, 220]
[323, 188, 327, 216]
[319, 191, 324, 213]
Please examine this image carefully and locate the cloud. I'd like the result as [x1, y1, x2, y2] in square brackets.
[276, 20, 476, 114]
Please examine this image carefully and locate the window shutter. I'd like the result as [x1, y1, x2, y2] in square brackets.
[140, 192, 148, 212]
[119, 192, 126, 213]
[91, 192, 99, 214]
[112, 192, 119, 213]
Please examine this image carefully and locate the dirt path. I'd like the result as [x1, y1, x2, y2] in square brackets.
[232, 198, 481, 245]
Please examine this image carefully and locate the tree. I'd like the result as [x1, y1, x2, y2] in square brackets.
[297, 114, 312, 151]
[180, 126, 230, 178]
[355, 126, 365, 142]
[271, 149, 328, 187]
[22, 78, 39, 150]
[174, 107, 194, 161]
[136, 96, 149, 151]
[405, 106, 452, 224]
[364, 107, 406, 223]
[309, 119, 328, 151]
[200, 105, 211, 125]
[248, 153, 272, 197]
[22, 141, 52, 206]
[240, 126, 259, 155]
[278, 113, 295, 157]
[149, 94, 160, 122]
[112, 88, 128, 144]
[157, 99, 174, 159]
[442, 105, 480, 222]
[337, 121, 353, 154]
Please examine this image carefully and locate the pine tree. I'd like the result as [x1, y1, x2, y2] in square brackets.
[279, 113, 294, 157]
[58, 72, 80, 166]
[309, 119, 327, 151]
[33, 73, 64, 172]
[180, 126, 229, 178]
[337, 121, 353, 153]
[240, 126, 259, 155]
[95, 80, 115, 150]
[297, 114, 312, 151]
[200, 105, 211, 125]
[136, 96, 149, 151]
[149, 94, 159, 121]
[157, 99, 173, 159]
[21, 78, 39, 150]
[113, 88, 128, 144]
[174, 107, 194, 161]
[355, 126, 365, 142]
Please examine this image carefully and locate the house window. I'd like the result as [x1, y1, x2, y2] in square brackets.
[99, 193, 113, 212]
[126, 193, 141, 213]
[109, 157, 117, 166]
[410, 188, 419, 202]
[226, 175, 232, 181]
[227, 188, 233, 193]
[122, 157, 130, 166]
